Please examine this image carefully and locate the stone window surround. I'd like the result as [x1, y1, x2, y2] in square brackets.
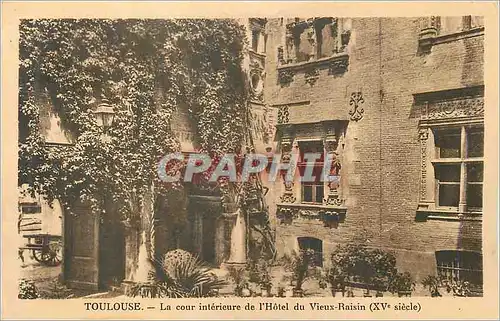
[418, 16, 484, 52]
[415, 86, 484, 222]
[277, 17, 351, 85]
[275, 119, 347, 228]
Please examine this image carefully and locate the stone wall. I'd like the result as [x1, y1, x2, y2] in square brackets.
[262, 17, 484, 280]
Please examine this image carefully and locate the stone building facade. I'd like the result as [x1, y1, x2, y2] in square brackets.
[255, 16, 484, 285]
[23, 17, 484, 292]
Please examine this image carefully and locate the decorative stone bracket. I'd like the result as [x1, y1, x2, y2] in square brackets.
[276, 203, 347, 228]
[277, 53, 349, 86]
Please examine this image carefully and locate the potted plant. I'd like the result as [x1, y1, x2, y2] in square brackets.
[327, 266, 347, 297]
[226, 266, 249, 297]
[388, 272, 416, 297]
[421, 275, 442, 297]
[258, 265, 272, 297]
[443, 278, 472, 297]
[281, 249, 317, 297]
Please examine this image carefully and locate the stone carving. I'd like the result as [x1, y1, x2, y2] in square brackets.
[279, 138, 296, 204]
[419, 128, 429, 200]
[340, 30, 351, 52]
[430, 16, 441, 30]
[276, 207, 297, 225]
[304, 68, 320, 86]
[277, 105, 290, 124]
[276, 204, 346, 227]
[422, 97, 484, 120]
[277, 46, 285, 65]
[278, 69, 295, 86]
[328, 57, 349, 75]
[349, 91, 365, 121]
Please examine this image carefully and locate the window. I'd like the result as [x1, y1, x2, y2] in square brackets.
[19, 202, 42, 214]
[302, 182, 324, 204]
[433, 126, 483, 211]
[298, 140, 325, 204]
[436, 250, 483, 287]
[284, 17, 351, 64]
[298, 237, 323, 267]
[252, 29, 259, 52]
[438, 16, 484, 35]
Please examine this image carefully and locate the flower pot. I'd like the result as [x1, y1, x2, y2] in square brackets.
[292, 288, 304, 297]
[375, 291, 384, 297]
[330, 289, 337, 297]
[260, 286, 270, 297]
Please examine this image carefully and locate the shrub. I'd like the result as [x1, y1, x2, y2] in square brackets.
[388, 272, 416, 294]
[18, 279, 39, 299]
[330, 244, 398, 293]
[226, 266, 249, 296]
[129, 249, 226, 298]
[281, 249, 320, 291]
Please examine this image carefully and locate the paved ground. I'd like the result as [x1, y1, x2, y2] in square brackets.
[18, 252, 94, 299]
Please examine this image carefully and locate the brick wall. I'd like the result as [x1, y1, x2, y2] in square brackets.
[262, 17, 484, 280]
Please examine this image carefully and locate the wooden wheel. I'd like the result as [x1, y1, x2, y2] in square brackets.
[47, 240, 63, 266]
[32, 240, 62, 266]
[32, 249, 53, 263]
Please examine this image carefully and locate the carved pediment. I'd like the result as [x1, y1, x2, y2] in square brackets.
[414, 86, 484, 124]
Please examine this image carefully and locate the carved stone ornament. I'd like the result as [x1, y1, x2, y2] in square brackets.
[276, 207, 297, 225]
[422, 97, 484, 120]
[419, 128, 428, 200]
[304, 68, 320, 86]
[328, 58, 349, 75]
[278, 69, 295, 86]
[277, 46, 285, 65]
[349, 91, 365, 121]
[419, 128, 429, 141]
[277, 105, 290, 124]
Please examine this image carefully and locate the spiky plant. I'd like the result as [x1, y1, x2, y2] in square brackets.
[163, 253, 227, 297]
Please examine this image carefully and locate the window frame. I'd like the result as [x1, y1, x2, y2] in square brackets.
[297, 236, 323, 267]
[297, 139, 325, 205]
[431, 125, 484, 212]
[435, 250, 483, 290]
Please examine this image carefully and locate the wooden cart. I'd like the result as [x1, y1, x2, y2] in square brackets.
[18, 204, 63, 266]
[19, 233, 63, 266]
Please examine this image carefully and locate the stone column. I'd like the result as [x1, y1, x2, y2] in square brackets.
[121, 221, 139, 293]
[459, 126, 467, 213]
[419, 128, 429, 201]
[226, 209, 247, 264]
[279, 137, 296, 203]
[324, 135, 342, 206]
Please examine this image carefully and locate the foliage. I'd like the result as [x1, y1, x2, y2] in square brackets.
[281, 249, 321, 290]
[247, 258, 272, 290]
[442, 278, 472, 297]
[129, 250, 226, 298]
[327, 265, 348, 291]
[330, 244, 398, 291]
[18, 279, 39, 299]
[161, 250, 226, 297]
[226, 266, 249, 296]
[421, 275, 442, 297]
[18, 18, 248, 219]
[387, 272, 416, 294]
[421, 275, 474, 297]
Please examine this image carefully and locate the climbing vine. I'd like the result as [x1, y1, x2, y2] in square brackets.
[19, 19, 248, 218]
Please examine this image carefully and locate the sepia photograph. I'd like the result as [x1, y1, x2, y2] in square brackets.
[2, 1, 499, 320]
